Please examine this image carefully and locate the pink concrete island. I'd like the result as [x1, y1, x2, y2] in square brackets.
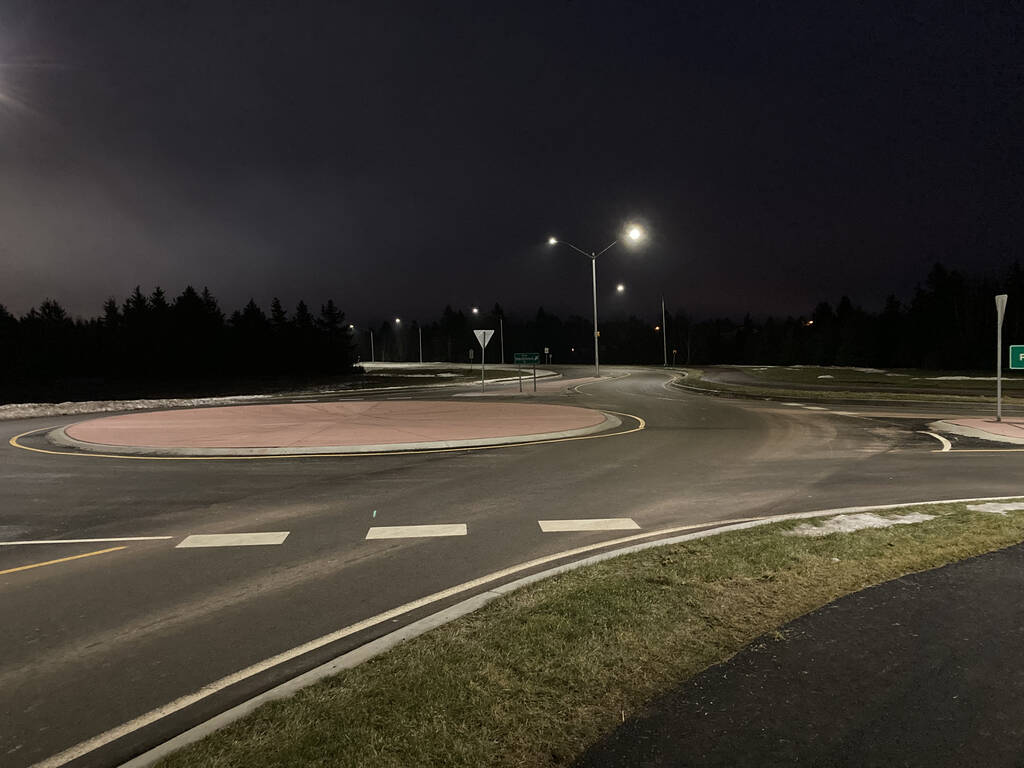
[939, 417, 1024, 445]
[59, 400, 615, 456]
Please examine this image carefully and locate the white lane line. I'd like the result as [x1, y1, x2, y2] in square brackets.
[780, 402, 804, 407]
[918, 431, 952, 452]
[176, 532, 290, 548]
[830, 411, 862, 416]
[0, 536, 173, 546]
[289, 398, 321, 403]
[365, 524, 467, 539]
[538, 518, 640, 532]
[40, 493, 1024, 768]
[802, 405, 828, 411]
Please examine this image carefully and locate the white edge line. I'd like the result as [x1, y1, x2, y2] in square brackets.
[918, 431, 952, 452]
[39, 493, 1024, 768]
[0, 537, 174, 546]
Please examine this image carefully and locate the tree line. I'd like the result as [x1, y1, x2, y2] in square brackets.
[0, 286, 355, 402]
[1, 262, 1021, 402]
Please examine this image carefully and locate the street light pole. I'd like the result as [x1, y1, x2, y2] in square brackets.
[548, 226, 644, 378]
[418, 325, 423, 363]
[661, 295, 668, 367]
[591, 257, 600, 376]
[499, 315, 505, 365]
[997, 294, 1008, 422]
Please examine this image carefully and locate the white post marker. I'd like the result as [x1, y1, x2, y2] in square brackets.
[474, 329, 494, 392]
[997, 294, 1008, 422]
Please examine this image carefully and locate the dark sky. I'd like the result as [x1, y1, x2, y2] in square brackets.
[0, 1, 1021, 324]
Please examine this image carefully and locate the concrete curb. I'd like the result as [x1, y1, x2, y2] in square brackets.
[929, 419, 1024, 445]
[117, 493, 1024, 768]
[49, 411, 623, 457]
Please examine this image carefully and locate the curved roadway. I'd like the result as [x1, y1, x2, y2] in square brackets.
[1, 367, 1021, 767]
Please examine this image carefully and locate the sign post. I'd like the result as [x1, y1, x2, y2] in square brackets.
[514, 352, 540, 392]
[474, 330, 494, 392]
[997, 295, 1008, 421]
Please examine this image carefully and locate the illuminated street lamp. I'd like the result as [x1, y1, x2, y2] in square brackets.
[547, 224, 646, 376]
[349, 323, 374, 363]
[616, 283, 625, 293]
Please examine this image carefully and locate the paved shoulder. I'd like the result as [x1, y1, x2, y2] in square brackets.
[576, 543, 1024, 768]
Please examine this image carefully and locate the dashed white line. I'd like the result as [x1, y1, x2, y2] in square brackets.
[538, 518, 641, 532]
[365, 524, 467, 539]
[802, 405, 828, 411]
[176, 532, 290, 548]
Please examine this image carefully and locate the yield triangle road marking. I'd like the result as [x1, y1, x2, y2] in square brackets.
[538, 518, 640, 532]
[365, 524, 467, 539]
[176, 532, 290, 548]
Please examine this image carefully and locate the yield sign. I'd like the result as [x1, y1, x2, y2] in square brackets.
[473, 329, 494, 349]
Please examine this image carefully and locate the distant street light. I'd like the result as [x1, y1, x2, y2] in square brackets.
[616, 283, 625, 293]
[471, 307, 479, 315]
[349, 323, 373, 362]
[547, 224, 646, 376]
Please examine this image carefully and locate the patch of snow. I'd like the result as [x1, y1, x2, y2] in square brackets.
[885, 373, 910, 377]
[367, 372, 460, 378]
[817, 375, 835, 379]
[923, 376, 996, 381]
[0, 394, 278, 421]
[852, 367, 887, 373]
[966, 502, 1024, 516]
[784, 511, 936, 537]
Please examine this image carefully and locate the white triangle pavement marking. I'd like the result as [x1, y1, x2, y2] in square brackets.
[538, 518, 641, 532]
[176, 532, 290, 548]
[365, 524, 467, 539]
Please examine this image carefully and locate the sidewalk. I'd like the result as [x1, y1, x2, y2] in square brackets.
[932, 417, 1024, 445]
[576, 542, 1024, 768]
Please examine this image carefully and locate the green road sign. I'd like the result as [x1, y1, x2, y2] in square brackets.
[514, 352, 540, 365]
[1011, 345, 1024, 370]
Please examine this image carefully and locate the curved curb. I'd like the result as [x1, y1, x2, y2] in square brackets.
[929, 419, 1024, 446]
[48, 411, 622, 457]
[84, 493, 1024, 768]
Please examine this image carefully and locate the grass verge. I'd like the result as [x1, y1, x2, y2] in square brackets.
[158, 501, 1024, 768]
[676, 367, 1024, 404]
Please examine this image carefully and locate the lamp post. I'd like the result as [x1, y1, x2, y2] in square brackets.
[349, 324, 373, 363]
[548, 225, 645, 377]
[661, 295, 668, 367]
[394, 317, 401, 362]
[472, 305, 505, 365]
[997, 294, 1008, 422]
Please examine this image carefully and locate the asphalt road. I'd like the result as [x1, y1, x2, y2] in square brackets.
[2, 366, 1022, 767]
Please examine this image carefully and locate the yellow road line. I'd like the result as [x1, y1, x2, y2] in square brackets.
[7, 410, 645, 461]
[0, 546, 126, 576]
[571, 372, 630, 393]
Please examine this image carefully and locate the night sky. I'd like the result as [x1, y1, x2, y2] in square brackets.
[0, 1, 1020, 324]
